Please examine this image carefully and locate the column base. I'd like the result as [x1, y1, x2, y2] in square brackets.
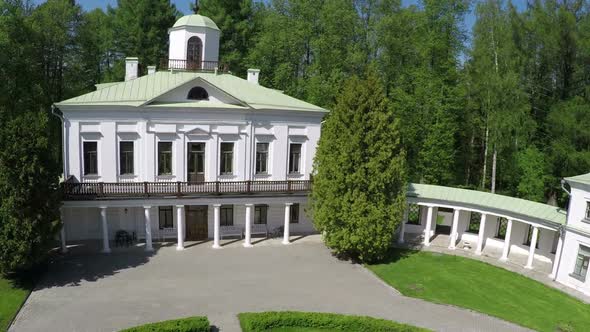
[61, 248, 68, 254]
[101, 248, 111, 254]
[475, 250, 482, 255]
[282, 240, 290, 245]
[448, 246, 456, 250]
[499, 256, 508, 262]
[176, 246, 185, 251]
[397, 240, 405, 245]
[525, 265, 533, 270]
[423, 242, 430, 247]
[243, 243, 253, 248]
[212, 244, 221, 249]
[145, 247, 154, 252]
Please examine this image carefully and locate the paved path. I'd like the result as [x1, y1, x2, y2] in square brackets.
[11, 237, 530, 332]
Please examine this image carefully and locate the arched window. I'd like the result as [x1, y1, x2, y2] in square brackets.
[186, 36, 203, 70]
[187, 87, 209, 100]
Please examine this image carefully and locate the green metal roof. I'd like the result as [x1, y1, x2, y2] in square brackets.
[172, 14, 219, 30]
[56, 71, 326, 113]
[565, 173, 590, 186]
[407, 183, 567, 226]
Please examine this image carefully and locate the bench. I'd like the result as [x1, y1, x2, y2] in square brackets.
[220, 225, 243, 240]
[251, 224, 269, 237]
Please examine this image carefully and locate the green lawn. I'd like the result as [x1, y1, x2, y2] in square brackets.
[367, 250, 590, 332]
[0, 276, 31, 332]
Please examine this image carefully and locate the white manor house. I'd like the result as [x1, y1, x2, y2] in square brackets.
[55, 13, 590, 298]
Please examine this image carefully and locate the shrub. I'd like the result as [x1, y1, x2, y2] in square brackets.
[238, 311, 429, 332]
[119, 316, 210, 332]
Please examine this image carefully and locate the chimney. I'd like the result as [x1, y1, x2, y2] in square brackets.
[125, 57, 139, 81]
[247, 69, 260, 85]
[147, 65, 156, 75]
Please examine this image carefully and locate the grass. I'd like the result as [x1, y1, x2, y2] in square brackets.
[0, 276, 32, 332]
[367, 250, 590, 332]
[119, 316, 210, 332]
[238, 311, 429, 332]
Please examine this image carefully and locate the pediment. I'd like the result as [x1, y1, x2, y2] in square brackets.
[145, 77, 245, 107]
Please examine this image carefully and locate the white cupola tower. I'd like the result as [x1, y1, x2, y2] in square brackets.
[168, 12, 220, 70]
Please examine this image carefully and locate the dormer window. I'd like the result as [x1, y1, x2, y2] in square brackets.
[187, 86, 209, 100]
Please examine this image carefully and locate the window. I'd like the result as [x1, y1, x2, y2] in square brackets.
[290, 204, 299, 224]
[158, 142, 173, 175]
[406, 204, 421, 225]
[255, 143, 269, 174]
[220, 205, 233, 226]
[220, 143, 233, 175]
[586, 202, 590, 220]
[83, 141, 98, 175]
[254, 205, 268, 224]
[572, 245, 590, 281]
[495, 217, 508, 239]
[119, 141, 134, 175]
[187, 86, 208, 100]
[523, 224, 539, 248]
[467, 212, 481, 233]
[289, 143, 302, 174]
[159, 206, 173, 229]
[186, 36, 203, 69]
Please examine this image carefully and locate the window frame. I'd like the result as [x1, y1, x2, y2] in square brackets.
[585, 202, 590, 221]
[220, 205, 234, 226]
[157, 141, 173, 176]
[119, 141, 134, 175]
[290, 203, 299, 224]
[220, 142, 234, 175]
[158, 206, 174, 229]
[288, 143, 302, 174]
[406, 204, 421, 225]
[83, 141, 98, 176]
[571, 245, 590, 282]
[254, 204, 268, 225]
[255, 142, 269, 175]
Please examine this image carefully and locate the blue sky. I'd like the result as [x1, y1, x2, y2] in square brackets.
[34, 0, 530, 37]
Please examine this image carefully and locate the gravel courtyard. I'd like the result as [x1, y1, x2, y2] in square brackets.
[10, 236, 530, 332]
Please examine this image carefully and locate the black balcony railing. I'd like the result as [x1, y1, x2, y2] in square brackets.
[63, 180, 312, 200]
[159, 59, 228, 72]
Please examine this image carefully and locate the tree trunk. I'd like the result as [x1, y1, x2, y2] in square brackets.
[491, 146, 497, 193]
[481, 126, 489, 189]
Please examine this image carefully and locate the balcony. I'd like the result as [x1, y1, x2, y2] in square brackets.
[63, 180, 312, 200]
[159, 59, 229, 72]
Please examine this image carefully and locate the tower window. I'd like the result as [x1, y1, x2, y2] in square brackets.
[187, 86, 209, 100]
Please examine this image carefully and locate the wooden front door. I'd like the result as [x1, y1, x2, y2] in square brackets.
[185, 205, 208, 241]
[187, 143, 205, 182]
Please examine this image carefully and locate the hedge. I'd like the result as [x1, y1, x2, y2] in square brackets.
[119, 316, 210, 332]
[238, 311, 429, 332]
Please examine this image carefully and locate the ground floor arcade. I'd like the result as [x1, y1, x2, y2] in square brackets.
[60, 196, 315, 254]
[396, 202, 562, 277]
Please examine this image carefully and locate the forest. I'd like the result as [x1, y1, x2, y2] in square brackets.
[0, 0, 589, 216]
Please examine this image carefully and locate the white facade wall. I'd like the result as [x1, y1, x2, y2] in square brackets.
[168, 27, 220, 63]
[556, 183, 590, 295]
[63, 108, 322, 184]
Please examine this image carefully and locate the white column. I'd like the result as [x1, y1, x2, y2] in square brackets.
[424, 206, 433, 246]
[398, 207, 408, 244]
[59, 208, 68, 254]
[475, 213, 487, 255]
[244, 204, 253, 247]
[550, 230, 564, 279]
[176, 205, 185, 251]
[500, 219, 513, 261]
[283, 203, 292, 245]
[100, 207, 111, 253]
[212, 204, 221, 249]
[525, 226, 539, 269]
[144, 206, 153, 252]
[448, 209, 460, 250]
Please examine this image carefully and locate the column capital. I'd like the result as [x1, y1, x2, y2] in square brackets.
[175, 205, 185, 209]
[453, 208, 462, 212]
[213, 203, 222, 208]
[99, 206, 108, 210]
[143, 205, 152, 209]
[285, 202, 293, 206]
[245, 203, 254, 207]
